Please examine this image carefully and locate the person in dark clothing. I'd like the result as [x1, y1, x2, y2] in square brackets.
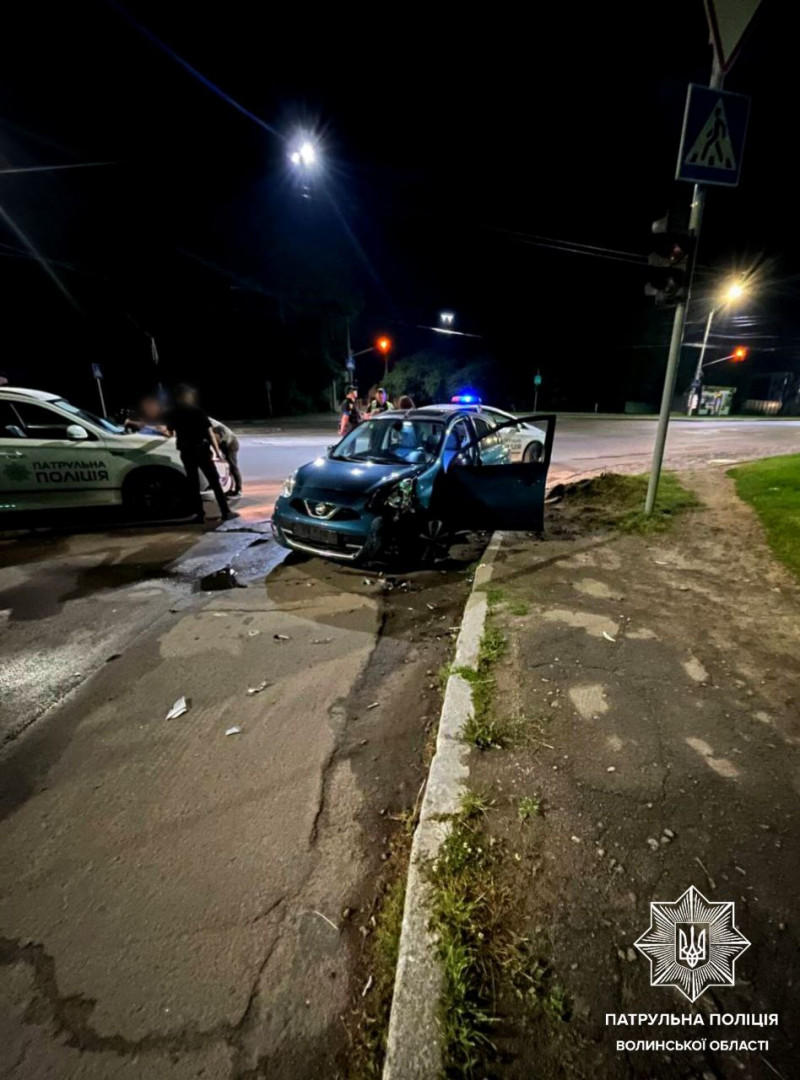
[165, 385, 237, 523]
[339, 385, 361, 436]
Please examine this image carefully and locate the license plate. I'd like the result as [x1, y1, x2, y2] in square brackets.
[293, 522, 339, 546]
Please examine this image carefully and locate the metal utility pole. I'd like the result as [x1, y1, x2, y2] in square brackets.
[687, 308, 716, 415]
[91, 363, 107, 417]
[644, 63, 722, 516]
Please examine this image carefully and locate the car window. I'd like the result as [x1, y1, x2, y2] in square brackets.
[8, 401, 95, 440]
[482, 408, 509, 427]
[0, 401, 27, 438]
[53, 399, 123, 434]
[333, 418, 444, 464]
[443, 419, 474, 467]
[472, 417, 494, 439]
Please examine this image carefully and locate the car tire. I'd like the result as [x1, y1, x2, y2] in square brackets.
[122, 467, 193, 520]
[415, 516, 452, 565]
[523, 441, 544, 463]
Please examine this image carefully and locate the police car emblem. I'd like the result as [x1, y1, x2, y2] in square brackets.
[634, 885, 750, 1002]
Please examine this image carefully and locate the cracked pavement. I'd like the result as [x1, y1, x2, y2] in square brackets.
[0, 514, 484, 1077]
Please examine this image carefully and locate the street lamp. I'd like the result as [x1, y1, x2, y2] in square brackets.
[687, 277, 749, 415]
[289, 141, 317, 168]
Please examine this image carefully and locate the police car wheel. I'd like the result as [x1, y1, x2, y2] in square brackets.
[123, 468, 192, 519]
[523, 441, 544, 463]
[416, 517, 451, 565]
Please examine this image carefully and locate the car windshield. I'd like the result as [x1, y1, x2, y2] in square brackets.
[53, 398, 125, 434]
[332, 417, 444, 464]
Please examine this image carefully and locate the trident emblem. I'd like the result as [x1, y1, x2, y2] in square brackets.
[677, 925, 707, 968]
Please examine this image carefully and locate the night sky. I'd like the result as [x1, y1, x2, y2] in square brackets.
[1, 0, 794, 416]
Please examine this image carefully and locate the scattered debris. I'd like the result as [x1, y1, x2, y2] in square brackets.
[646, 837, 660, 851]
[248, 629, 260, 637]
[426, 603, 436, 611]
[363, 578, 374, 586]
[602, 631, 617, 643]
[247, 680, 270, 695]
[695, 855, 716, 891]
[367, 701, 380, 710]
[311, 909, 339, 933]
[361, 974, 374, 997]
[273, 633, 291, 641]
[199, 567, 245, 591]
[606, 766, 616, 773]
[225, 726, 242, 736]
[165, 696, 188, 720]
[311, 637, 333, 644]
[106, 653, 121, 663]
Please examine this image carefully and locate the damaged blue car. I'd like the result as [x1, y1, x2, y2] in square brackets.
[272, 406, 555, 565]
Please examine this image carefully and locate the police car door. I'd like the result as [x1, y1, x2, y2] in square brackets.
[3, 399, 117, 510]
[445, 414, 556, 532]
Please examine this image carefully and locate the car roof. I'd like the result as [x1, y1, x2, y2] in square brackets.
[371, 407, 472, 421]
[0, 387, 61, 402]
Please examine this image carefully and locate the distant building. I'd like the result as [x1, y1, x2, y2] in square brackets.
[743, 371, 800, 416]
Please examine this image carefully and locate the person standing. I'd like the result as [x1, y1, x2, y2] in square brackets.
[367, 387, 394, 414]
[339, 385, 361, 436]
[165, 385, 236, 523]
[209, 416, 242, 497]
[397, 394, 415, 410]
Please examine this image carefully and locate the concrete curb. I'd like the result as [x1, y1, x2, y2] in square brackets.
[382, 533, 504, 1080]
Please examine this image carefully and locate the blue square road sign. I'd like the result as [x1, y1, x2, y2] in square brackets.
[676, 84, 750, 187]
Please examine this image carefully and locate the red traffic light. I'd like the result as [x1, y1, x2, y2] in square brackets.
[732, 346, 748, 362]
[376, 336, 392, 354]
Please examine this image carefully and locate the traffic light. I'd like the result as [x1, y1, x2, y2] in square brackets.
[376, 336, 392, 355]
[732, 346, 748, 362]
[645, 208, 695, 307]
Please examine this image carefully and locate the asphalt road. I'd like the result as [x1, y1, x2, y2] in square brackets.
[1, 414, 799, 1078]
[231, 415, 800, 522]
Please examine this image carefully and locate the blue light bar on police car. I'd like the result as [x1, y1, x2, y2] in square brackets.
[451, 394, 481, 405]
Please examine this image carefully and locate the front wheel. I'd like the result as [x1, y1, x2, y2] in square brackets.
[523, 441, 544, 463]
[415, 516, 452, 565]
[122, 468, 193, 520]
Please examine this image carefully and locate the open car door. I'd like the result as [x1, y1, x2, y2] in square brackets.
[444, 414, 556, 532]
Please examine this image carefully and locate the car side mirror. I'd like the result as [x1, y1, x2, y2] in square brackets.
[66, 424, 89, 441]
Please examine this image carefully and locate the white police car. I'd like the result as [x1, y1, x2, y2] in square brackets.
[418, 397, 547, 463]
[0, 387, 194, 517]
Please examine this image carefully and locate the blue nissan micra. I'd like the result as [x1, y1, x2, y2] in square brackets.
[272, 405, 554, 565]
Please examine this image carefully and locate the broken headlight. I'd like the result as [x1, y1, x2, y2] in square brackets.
[281, 471, 297, 498]
[383, 476, 416, 511]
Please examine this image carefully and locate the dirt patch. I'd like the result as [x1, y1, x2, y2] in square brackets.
[462, 469, 800, 1079]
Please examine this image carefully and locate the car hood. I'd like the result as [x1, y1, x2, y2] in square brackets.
[105, 432, 181, 458]
[295, 456, 424, 499]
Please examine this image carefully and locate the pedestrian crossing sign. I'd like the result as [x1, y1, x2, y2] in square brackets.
[676, 84, 750, 187]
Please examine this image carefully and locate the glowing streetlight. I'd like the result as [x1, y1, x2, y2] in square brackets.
[687, 276, 750, 415]
[290, 141, 317, 168]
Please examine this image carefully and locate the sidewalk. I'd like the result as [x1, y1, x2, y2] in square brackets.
[433, 469, 800, 1079]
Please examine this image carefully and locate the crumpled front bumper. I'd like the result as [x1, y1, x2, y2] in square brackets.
[271, 498, 385, 561]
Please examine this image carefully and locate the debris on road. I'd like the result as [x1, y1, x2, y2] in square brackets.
[225, 726, 242, 736]
[311, 909, 339, 933]
[200, 567, 245, 591]
[165, 696, 189, 720]
[602, 631, 617, 643]
[247, 680, 270, 695]
[361, 973, 374, 997]
[248, 629, 260, 637]
[311, 637, 333, 644]
[367, 702, 380, 710]
[273, 633, 291, 641]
